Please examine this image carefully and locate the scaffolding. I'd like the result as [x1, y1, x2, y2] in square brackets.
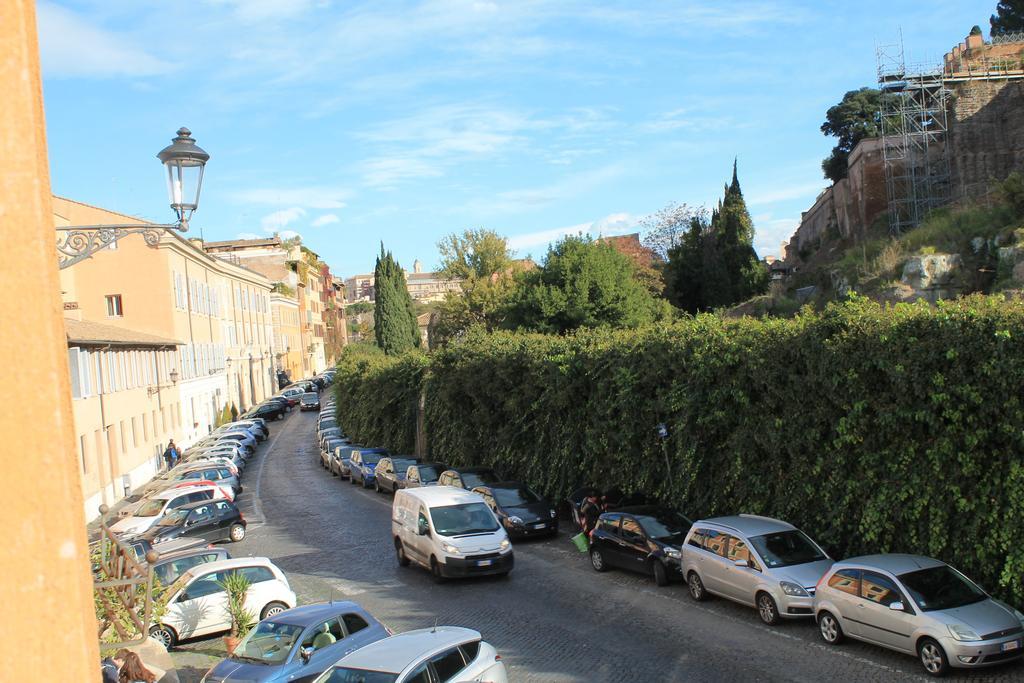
[876, 33, 953, 236]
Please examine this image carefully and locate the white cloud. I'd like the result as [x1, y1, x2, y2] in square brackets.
[312, 214, 340, 227]
[753, 217, 800, 258]
[260, 207, 306, 232]
[230, 186, 350, 209]
[508, 212, 639, 252]
[36, 2, 174, 78]
[235, 232, 263, 240]
[278, 230, 302, 241]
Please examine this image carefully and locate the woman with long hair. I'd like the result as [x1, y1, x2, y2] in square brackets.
[116, 650, 157, 683]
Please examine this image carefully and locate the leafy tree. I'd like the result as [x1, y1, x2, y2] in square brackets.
[821, 88, 883, 182]
[507, 235, 663, 333]
[991, 1, 1024, 34]
[432, 229, 519, 345]
[639, 202, 702, 260]
[663, 163, 767, 312]
[374, 244, 419, 355]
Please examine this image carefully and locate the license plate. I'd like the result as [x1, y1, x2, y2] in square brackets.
[1003, 640, 1020, 652]
[477, 559, 493, 567]
[532, 523, 546, 529]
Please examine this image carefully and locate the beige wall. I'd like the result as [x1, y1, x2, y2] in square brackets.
[272, 294, 303, 382]
[1, 0, 100, 677]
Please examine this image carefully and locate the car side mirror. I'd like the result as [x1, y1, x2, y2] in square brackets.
[734, 559, 749, 568]
[889, 601, 905, 612]
[299, 646, 314, 664]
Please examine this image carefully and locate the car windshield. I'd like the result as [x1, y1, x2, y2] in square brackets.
[302, 393, 317, 400]
[418, 465, 445, 482]
[134, 499, 167, 517]
[430, 502, 500, 536]
[635, 511, 691, 542]
[493, 486, 542, 507]
[232, 621, 305, 665]
[391, 458, 417, 472]
[899, 564, 988, 611]
[322, 669, 398, 683]
[156, 509, 188, 527]
[750, 530, 827, 568]
[461, 471, 499, 489]
[361, 454, 382, 466]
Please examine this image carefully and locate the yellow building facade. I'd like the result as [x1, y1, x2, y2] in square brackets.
[56, 196, 276, 520]
[271, 292, 303, 384]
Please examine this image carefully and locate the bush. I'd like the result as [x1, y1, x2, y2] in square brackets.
[334, 295, 1024, 607]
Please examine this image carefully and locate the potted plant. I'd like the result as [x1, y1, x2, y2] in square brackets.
[218, 572, 255, 654]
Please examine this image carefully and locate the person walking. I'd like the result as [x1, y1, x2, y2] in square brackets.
[579, 490, 602, 538]
[100, 651, 126, 683]
[162, 440, 180, 470]
[117, 651, 158, 683]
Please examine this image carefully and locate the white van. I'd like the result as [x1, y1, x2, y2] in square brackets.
[392, 486, 514, 580]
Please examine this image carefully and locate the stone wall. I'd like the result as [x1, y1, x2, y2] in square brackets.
[950, 78, 1024, 200]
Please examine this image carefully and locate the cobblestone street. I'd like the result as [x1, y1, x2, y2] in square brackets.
[171, 411, 1024, 682]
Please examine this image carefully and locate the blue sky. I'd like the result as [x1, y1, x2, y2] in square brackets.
[39, 0, 994, 277]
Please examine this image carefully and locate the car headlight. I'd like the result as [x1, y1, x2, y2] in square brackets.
[500, 538, 511, 551]
[780, 581, 809, 597]
[665, 548, 681, 560]
[549, 509, 557, 519]
[508, 516, 524, 526]
[441, 542, 461, 555]
[948, 624, 981, 641]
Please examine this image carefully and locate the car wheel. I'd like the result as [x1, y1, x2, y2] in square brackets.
[148, 624, 177, 649]
[430, 556, 446, 583]
[817, 611, 844, 645]
[687, 571, 707, 601]
[918, 638, 950, 677]
[261, 601, 289, 620]
[349, 475, 357, 485]
[589, 547, 607, 572]
[757, 592, 780, 626]
[395, 539, 410, 567]
[374, 480, 382, 493]
[229, 523, 246, 542]
[652, 560, 669, 587]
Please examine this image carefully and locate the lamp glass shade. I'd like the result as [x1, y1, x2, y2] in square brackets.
[157, 127, 209, 223]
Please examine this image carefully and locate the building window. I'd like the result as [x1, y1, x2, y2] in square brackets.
[105, 294, 123, 317]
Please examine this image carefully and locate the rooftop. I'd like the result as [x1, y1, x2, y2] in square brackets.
[204, 237, 282, 250]
[65, 319, 182, 347]
[836, 554, 945, 575]
[698, 514, 797, 537]
[333, 627, 480, 673]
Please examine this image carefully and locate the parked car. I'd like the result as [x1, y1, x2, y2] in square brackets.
[110, 486, 225, 536]
[123, 535, 210, 564]
[207, 430, 258, 451]
[300, 392, 321, 411]
[149, 557, 296, 648]
[590, 506, 692, 587]
[393, 486, 513, 580]
[330, 445, 362, 479]
[320, 437, 349, 470]
[373, 456, 421, 494]
[681, 515, 833, 625]
[318, 414, 338, 430]
[275, 393, 301, 408]
[185, 450, 245, 472]
[243, 403, 285, 421]
[400, 462, 449, 489]
[147, 546, 230, 586]
[137, 499, 247, 546]
[472, 482, 558, 538]
[312, 626, 507, 683]
[318, 427, 344, 450]
[815, 554, 1024, 676]
[349, 450, 391, 488]
[187, 440, 250, 462]
[263, 396, 292, 413]
[216, 420, 268, 441]
[164, 464, 241, 497]
[438, 467, 501, 491]
[202, 602, 390, 683]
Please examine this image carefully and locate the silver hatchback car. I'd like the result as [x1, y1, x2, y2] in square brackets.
[680, 514, 834, 625]
[814, 554, 1024, 676]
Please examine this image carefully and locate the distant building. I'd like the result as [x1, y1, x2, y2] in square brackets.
[598, 233, 659, 269]
[344, 273, 375, 303]
[344, 263, 461, 303]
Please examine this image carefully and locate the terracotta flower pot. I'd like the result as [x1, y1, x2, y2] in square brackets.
[223, 635, 241, 654]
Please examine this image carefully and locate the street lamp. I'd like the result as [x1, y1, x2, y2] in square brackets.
[55, 127, 209, 269]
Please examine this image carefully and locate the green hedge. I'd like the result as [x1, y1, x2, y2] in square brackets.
[334, 296, 1024, 606]
[333, 345, 426, 455]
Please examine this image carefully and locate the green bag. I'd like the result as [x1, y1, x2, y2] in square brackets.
[571, 532, 589, 553]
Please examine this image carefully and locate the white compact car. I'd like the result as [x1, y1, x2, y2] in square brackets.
[110, 485, 228, 536]
[392, 487, 513, 581]
[313, 626, 507, 683]
[149, 557, 296, 648]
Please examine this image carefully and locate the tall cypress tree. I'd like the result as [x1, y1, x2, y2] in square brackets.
[374, 244, 419, 355]
[712, 160, 768, 304]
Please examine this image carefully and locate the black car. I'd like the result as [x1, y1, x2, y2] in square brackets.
[299, 392, 321, 411]
[400, 462, 449, 489]
[137, 499, 247, 546]
[473, 482, 558, 538]
[373, 456, 422, 494]
[242, 403, 285, 421]
[263, 396, 292, 412]
[437, 467, 501, 491]
[589, 506, 692, 587]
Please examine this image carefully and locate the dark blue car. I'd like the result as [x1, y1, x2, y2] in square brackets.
[348, 449, 390, 488]
[202, 602, 389, 683]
